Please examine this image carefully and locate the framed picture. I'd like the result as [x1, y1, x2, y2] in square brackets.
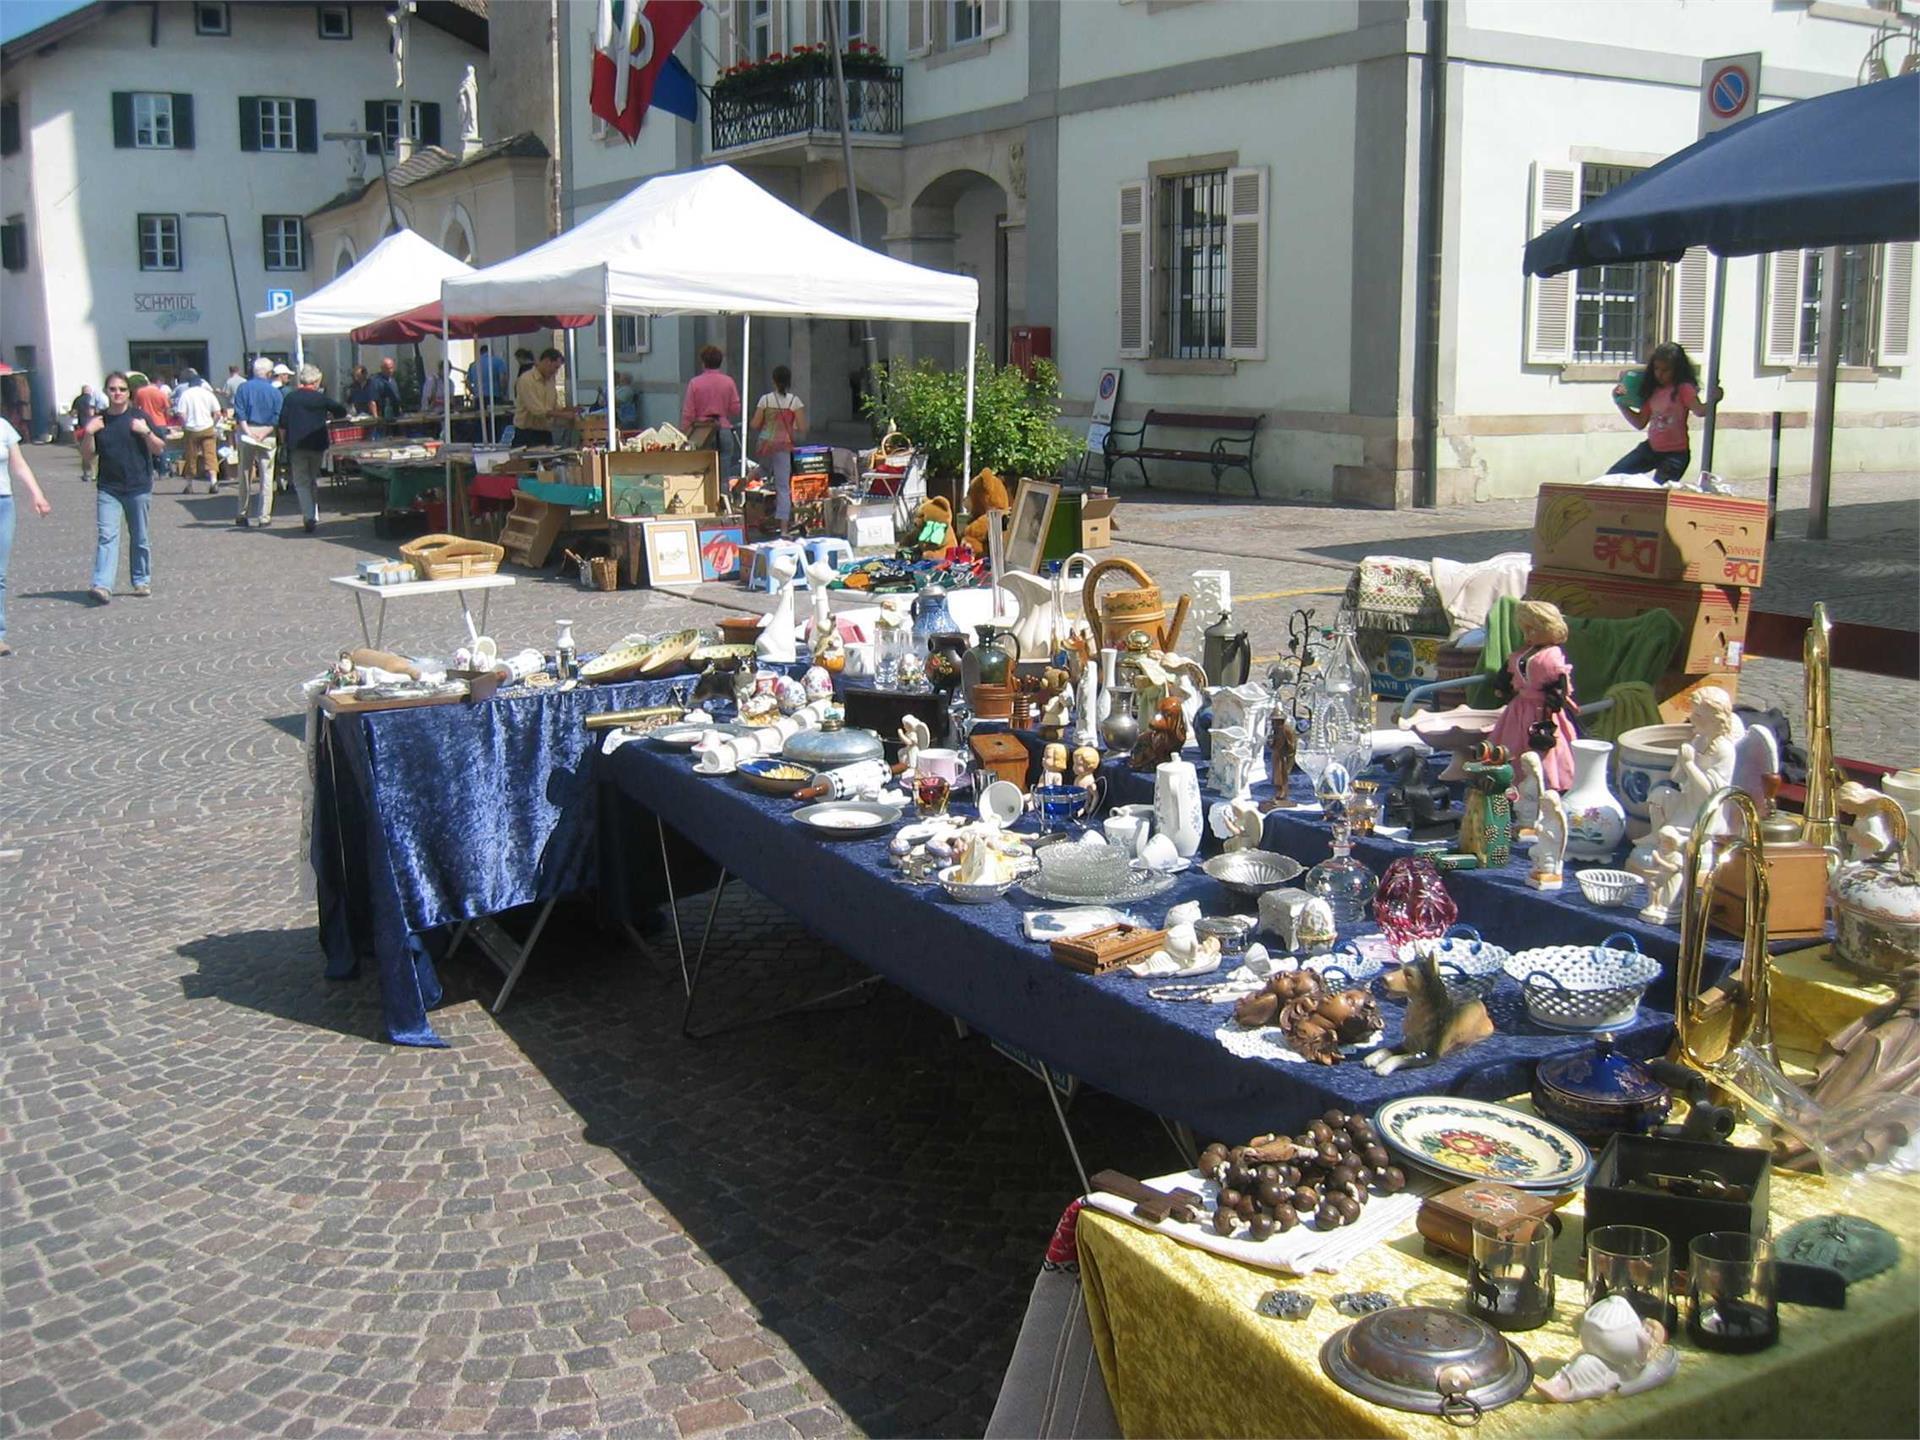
[1006, 479, 1059, 573]
[642, 517, 701, 588]
[696, 520, 745, 581]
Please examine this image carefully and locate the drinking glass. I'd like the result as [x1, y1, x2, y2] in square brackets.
[1687, 1232, 1778, 1353]
[1585, 1224, 1671, 1326]
[1467, 1216, 1556, 1332]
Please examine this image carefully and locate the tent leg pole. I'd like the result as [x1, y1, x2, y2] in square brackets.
[962, 317, 977, 485]
[740, 314, 751, 483]
[1700, 255, 1728, 474]
[1808, 246, 1841, 542]
[441, 316, 451, 450]
[605, 301, 619, 450]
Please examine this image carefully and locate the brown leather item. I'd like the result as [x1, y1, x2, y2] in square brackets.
[1416, 1181, 1564, 1261]
[1051, 923, 1169, 975]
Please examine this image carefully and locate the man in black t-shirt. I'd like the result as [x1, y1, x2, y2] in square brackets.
[77, 371, 167, 602]
[278, 363, 349, 533]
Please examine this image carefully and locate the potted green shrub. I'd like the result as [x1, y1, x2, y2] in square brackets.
[862, 351, 1078, 484]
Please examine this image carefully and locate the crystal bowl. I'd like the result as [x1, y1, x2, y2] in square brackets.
[1036, 843, 1133, 898]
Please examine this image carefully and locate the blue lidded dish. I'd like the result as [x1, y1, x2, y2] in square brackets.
[1531, 1034, 1672, 1143]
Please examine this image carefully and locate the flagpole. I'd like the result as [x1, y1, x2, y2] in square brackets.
[740, 314, 751, 485]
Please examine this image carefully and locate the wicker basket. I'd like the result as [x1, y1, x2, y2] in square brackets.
[400, 533, 505, 580]
[587, 555, 620, 591]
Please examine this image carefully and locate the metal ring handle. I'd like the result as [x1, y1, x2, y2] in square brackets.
[1439, 1393, 1484, 1428]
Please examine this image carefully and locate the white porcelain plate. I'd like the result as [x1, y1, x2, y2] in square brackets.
[792, 801, 902, 840]
[1373, 1096, 1592, 1190]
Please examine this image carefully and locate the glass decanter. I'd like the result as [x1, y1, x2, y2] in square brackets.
[1320, 608, 1371, 705]
[1306, 819, 1378, 927]
[1297, 688, 1360, 796]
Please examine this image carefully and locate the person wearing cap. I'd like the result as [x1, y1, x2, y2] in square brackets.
[175, 369, 222, 491]
[271, 362, 294, 388]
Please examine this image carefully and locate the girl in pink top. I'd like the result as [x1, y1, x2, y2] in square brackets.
[681, 345, 741, 474]
[1607, 341, 1723, 484]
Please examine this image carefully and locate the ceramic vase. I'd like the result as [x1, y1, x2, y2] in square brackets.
[1155, 757, 1204, 858]
[1562, 738, 1628, 862]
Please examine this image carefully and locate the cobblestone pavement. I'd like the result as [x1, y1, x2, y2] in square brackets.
[2, 446, 1914, 1439]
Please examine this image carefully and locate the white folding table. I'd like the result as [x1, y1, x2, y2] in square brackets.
[329, 573, 515, 648]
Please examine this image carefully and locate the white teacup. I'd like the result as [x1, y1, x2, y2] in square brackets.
[917, 748, 966, 784]
[1104, 814, 1149, 857]
[1140, 833, 1181, 872]
[694, 735, 739, 772]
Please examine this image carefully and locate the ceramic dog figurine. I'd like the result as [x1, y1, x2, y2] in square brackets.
[1363, 952, 1494, 1075]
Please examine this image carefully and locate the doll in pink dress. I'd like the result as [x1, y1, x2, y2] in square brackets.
[1489, 600, 1579, 791]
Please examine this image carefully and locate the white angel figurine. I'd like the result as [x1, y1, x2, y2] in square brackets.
[1638, 826, 1689, 924]
[1512, 749, 1546, 839]
[755, 554, 800, 664]
[1527, 790, 1567, 891]
[897, 715, 931, 778]
[1536, 1296, 1678, 1403]
[1040, 686, 1074, 737]
[1209, 797, 1266, 854]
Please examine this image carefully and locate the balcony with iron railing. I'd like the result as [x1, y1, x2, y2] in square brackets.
[709, 60, 904, 158]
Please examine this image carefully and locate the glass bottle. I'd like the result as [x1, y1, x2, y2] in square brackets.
[1320, 609, 1371, 709]
[554, 619, 577, 681]
[1306, 820, 1378, 927]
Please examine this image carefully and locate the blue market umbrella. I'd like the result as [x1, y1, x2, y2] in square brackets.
[1525, 72, 1920, 275]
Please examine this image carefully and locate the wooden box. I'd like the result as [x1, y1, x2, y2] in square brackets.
[1417, 1182, 1563, 1261]
[1052, 923, 1168, 975]
[596, 449, 721, 520]
[970, 732, 1031, 792]
[1656, 669, 1740, 724]
[1711, 839, 1830, 941]
[1526, 566, 1750, 674]
[1533, 483, 1769, 588]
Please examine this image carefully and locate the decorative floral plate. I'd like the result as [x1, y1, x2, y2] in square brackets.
[1372, 1097, 1592, 1190]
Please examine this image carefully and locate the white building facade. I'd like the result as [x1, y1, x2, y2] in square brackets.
[0, 0, 484, 432]
[499, 0, 1916, 504]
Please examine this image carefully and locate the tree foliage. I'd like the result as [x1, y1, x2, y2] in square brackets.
[863, 351, 1079, 481]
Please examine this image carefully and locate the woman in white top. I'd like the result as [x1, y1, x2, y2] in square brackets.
[750, 366, 807, 529]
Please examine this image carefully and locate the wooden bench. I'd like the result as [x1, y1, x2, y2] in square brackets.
[1102, 409, 1263, 497]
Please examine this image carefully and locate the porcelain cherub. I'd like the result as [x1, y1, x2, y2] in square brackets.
[1071, 745, 1102, 807]
[1638, 825, 1689, 924]
[898, 714, 931, 778]
[1536, 1295, 1678, 1403]
[1527, 789, 1567, 891]
[1512, 748, 1546, 839]
[1040, 741, 1068, 790]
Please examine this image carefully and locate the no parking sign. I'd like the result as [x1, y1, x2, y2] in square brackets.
[1699, 52, 1762, 137]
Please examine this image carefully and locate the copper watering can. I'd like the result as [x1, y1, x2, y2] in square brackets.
[1082, 557, 1189, 654]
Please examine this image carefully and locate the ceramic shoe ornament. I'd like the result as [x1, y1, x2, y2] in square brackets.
[1535, 1295, 1678, 1402]
[1126, 918, 1223, 978]
[1210, 797, 1267, 854]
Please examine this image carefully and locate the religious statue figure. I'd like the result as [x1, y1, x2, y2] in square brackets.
[343, 135, 366, 184]
[458, 64, 480, 144]
[386, 4, 410, 89]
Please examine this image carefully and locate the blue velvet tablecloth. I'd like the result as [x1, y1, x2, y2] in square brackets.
[601, 741, 1677, 1140]
[312, 673, 695, 1046]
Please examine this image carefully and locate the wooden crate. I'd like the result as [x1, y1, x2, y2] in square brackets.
[500, 493, 571, 569]
[594, 450, 721, 520]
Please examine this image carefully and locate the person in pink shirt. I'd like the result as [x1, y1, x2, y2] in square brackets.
[1608, 341, 1723, 484]
[681, 345, 742, 474]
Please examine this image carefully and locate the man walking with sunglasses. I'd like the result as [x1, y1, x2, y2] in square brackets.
[77, 372, 167, 603]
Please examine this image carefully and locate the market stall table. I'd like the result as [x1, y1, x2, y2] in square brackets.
[1067, 1164, 1919, 1438]
[311, 671, 698, 1046]
[329, 572, 514, 649]
[599, 740, 1677, 1150]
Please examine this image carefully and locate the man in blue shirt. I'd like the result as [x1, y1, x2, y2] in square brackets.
[369, 357, 405, 425]
[467, 345, 508, 407]
[231, 357, 284, 527]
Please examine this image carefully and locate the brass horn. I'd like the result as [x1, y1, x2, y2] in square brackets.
[1801, 602, 1841, 854]
[1668, 786, 1777, 1093]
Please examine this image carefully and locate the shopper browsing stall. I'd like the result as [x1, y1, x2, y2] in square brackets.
[512, 348, 576, 447]
[279, 364, 350, 533]
[750, 366, 806, 529]
[681, 346, 742, 476]
[175, 369, 222, 491]
[231, 357, 284, 528]
[77, 372, 166, 603]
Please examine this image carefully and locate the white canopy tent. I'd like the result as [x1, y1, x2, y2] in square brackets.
[255, 229, 475, 364]
[439, 165, 983, 475]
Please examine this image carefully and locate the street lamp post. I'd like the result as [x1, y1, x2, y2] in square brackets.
[185, 211, 249, 368]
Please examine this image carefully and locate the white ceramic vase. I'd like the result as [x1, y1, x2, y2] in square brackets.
[1562, 738, 1628, 862]
[1155, 758, 1204, 858]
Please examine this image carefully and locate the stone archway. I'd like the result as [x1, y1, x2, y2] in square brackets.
[440, 203, 477, 264]
[802, 187, 892, 437]
[909, 169, 1014, 369]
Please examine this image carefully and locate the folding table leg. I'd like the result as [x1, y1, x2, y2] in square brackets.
[486, 897, 558, 1012]
[1040, 1062, 1092, 1195]
[1160, 1116, 1199, 1170]
[655, 814, 694, 994]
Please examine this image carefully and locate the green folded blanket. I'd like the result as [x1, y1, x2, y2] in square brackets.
[1467, 596, 1684, 735]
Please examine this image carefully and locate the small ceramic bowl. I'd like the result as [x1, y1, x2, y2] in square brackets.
[936, 864, 1023, 904]
[1576, 868, 1646, 908]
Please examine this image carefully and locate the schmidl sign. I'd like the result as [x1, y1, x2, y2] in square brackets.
[134, 292, 202, 330]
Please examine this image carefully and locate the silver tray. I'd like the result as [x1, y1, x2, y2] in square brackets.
[1017, 869, 1179, 906]
[1320, 1307, 1532, 1419]
[1202, 849, 1306, 897]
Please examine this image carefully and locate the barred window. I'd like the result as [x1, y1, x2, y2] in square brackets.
[1157, 170, 1227, 360]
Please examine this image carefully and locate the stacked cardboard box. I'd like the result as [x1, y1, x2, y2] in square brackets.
[1528, 484, 1770, 721]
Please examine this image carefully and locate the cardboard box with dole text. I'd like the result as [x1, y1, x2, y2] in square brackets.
[1526, 566, 1750, 674]
[1533, 483, 1769, 588]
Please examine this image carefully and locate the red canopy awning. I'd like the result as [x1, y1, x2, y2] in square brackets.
[349, 302, 596, 345]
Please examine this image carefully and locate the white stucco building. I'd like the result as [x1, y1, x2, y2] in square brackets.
[490, 0, 1915, 505]
[0, 0, 486, 433]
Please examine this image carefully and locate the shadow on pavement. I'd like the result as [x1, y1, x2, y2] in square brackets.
[484, 898, 1176, 1437]
[21, 588, 104, 606]
[173, 925, 444, 1044]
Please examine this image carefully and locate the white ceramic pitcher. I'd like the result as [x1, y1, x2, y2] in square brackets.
[1155, 757, 1204, 858]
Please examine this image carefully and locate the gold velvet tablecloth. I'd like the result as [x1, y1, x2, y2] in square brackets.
[1078, 1168, 1920, 1439]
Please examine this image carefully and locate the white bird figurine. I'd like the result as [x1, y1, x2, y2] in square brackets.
[1209, 797, 1266, 853]
[756, 554, 800, 665]
[803, 553, 837, 646]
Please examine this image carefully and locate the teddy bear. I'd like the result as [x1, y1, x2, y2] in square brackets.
[963, 468, 1012, 557]
[914, 496, 957, 562]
